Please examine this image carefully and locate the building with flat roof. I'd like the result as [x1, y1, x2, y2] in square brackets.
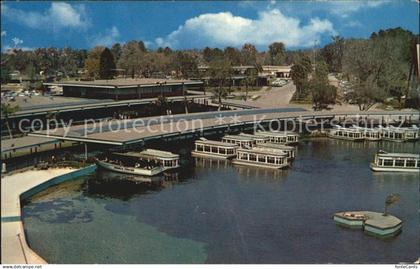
[44, 78, 203, 100]
[261, 65, 292, 79]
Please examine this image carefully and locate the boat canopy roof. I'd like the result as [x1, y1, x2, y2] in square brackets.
[113, 149, 179, 160]
[257, 143, 294, 150]
[237, 146, 288, 156]
[223, 135, 254, 141]
[271, 130, 299, 136]
[255, 131, 289, 137]
[331, 127, 363, 133]
[238, 133, 269, 140]
[377, 152, 419, 159]
[195, 139, 238, 148]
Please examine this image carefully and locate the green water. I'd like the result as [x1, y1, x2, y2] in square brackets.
[22, 138, 419, 263]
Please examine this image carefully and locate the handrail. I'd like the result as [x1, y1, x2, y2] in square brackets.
[17, 233, 28, 264]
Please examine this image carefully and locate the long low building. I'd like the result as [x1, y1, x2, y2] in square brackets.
[44, 78, 203, 100]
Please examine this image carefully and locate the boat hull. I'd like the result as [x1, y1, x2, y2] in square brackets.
[327, 134, 364, 142]
[232, 159, 289, 169]
[96, 160, 169, 177]
[191, 151, 235, 160]
[370, 163, 419, 172]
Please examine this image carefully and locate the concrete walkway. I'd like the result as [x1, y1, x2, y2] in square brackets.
[1, 168, 75, 264]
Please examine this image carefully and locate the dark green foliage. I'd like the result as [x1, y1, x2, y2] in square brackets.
[99, 48, 116, 79]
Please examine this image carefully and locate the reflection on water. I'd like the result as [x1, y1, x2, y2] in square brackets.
[22, 138, 419, 264]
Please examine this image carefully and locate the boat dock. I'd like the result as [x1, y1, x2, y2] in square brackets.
[334, 211, 403, 238]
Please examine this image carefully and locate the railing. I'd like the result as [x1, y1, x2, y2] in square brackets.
[17, 233, 28, 264]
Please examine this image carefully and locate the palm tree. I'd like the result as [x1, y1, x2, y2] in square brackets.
[383, 193, 400, 216]
[1, 103, 20, 139]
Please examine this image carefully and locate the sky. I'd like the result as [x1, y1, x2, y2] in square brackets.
[1, 1, 418, 52]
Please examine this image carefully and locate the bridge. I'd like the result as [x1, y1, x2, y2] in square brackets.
[28, 108, 420, 147]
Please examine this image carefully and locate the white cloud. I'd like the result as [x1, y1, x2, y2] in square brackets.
[11, 37, 23, 47]
[91, 26, 120, 47]
[2, 2, 90, 31]
[329, 1, 390, 18]
[1, 31, 6, 37]
[155, 9, 336, 49]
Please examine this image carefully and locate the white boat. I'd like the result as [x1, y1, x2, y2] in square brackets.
[238, 133, 269, 144]
[327, 126, 364, 141]
[254, 131, 299, 144]
[191, 138, 238, 159]
[96, 149, 180, 177]
[232, 146, 289, 169]
[222, 135, 254, 148]
[381, 126, 419, 142]
[271, 131, 299, 144]
[256, 143, 296, 159]
[370, 151, 419, 172]
[351, 125, 382, 141]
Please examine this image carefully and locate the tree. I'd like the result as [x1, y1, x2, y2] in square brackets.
[84, 46, 104, 79]
[290, 62, 310, 100]
[1, 103, 20, 139]
[321, 36, 344, 73]
[268, 42, 285, 65]
[117, 41, 145, 78]
[99, 48, 116, 79]
[203, 47, 224, 63]
[243, 67, 258, 101]
[224, 47, 241, 65]
[170, 51, 198, 79]
[111, 43, 122, 63]
[307, 60, 337, 110]
[240, 43, 257, 65]
[208, 59, 232, 110]
[383, 193, 400, 216]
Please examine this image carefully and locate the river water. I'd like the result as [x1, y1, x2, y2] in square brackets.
[21, 138, 419, 263]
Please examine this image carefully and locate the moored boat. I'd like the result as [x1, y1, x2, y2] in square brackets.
[191, 138, 238, 159]
[238, 133, 269, 145]
[222, 135, 254, 148]
[232, 146, 289, 169]
[370, 151, 419, 172]
[327, 126, 364, 141]
[351, 126, 382, 141]
[96, 149, 180, 177]
[256, 142, 296, 159]
[381, 126, 419, 142]
[254, 131, 288, 144]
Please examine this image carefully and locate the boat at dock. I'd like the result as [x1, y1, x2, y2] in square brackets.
[255, 131, 299, 145]
[381, 126, 419, 142]
[256, 143, 296, 159]
[232, 146, 289, 169]
[351, 126, 382, 141]
[96, 149, 180, 177]
[238, 133, 269, 144]
[222, 135, 254, 148]
[327, 126, 364, 141]
[191, 138, 238, 159]
[370, 150, 419, 172]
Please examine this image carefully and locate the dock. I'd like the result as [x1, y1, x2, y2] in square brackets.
[333, 211, 402, 238]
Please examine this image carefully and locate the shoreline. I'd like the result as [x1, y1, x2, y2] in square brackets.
[1, 166, 95, 264]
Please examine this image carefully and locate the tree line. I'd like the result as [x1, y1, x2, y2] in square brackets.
[290, 27, 418, 110]
[1, 27, 418, 110]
